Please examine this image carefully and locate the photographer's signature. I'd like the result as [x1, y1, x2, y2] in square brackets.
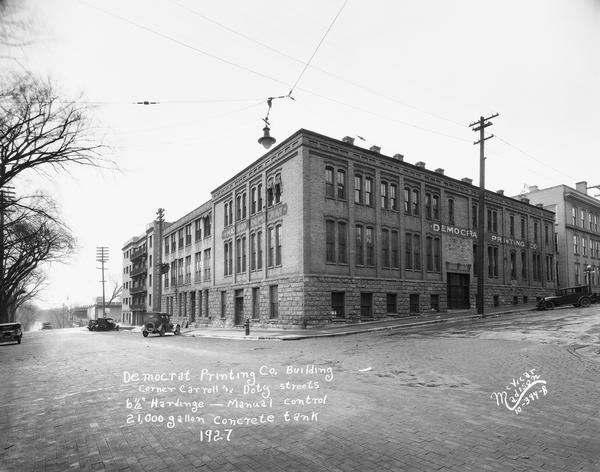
[491, 368, 547, 415]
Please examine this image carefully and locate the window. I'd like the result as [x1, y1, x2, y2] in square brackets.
[583, 237, 587, 256]
[252, 287, 260, 319]
[594, 214, 598, 233]
[405, 233, 413, 270]
[381, 229, 390, 267]
[365, 177, 373, 206]
[521, 251, 527, 279]
[355, 225, 364, 265]
[447, 198, 455, 225]
[194, 252, 202, 281]
[267, 178, 274, 207]
[178, 229, 184, 249]
[185, 256, 191, 283]
[509, 215, 515, 237]
[185, 224, 192, 246]
[425, 236, 441, 272]
[391, 230, 399, 268]
[250, 233, 257, 271]
[274, 174, 282, 204]
[544, 224, 549, 246]
[165, 237, 170, 255]
[269, 285, 278, 318]
[409, 294, 419, 314]
[204, 214, 211, 237]
[413, 234, 421, 270]
[337, 222, 347, 264]
[574, 235, 579, 254]
[195, 219, 202, 241]
[354, 174, 362, 204]
[177, 258, 184, 285]
[251, 187, 257, 214]
[224, 241, 233, 276]
[275, 225, 282, 266]
[366, 227, 374, 266]
[268, 227, 275, 267]
[326, 220, 335, 262]
[533, 221, 538, 243]
[257, 184, 263, 212]
[242, 193, 247, 219]
[487, 209, 498, 233]
[380, 182, 388, 209]
[360, 293, 373, 317]
[532, 253, 541, 281]
[472, 204, 478, 229]
[390, 184, 397, 210]
[236, 195, 242, 221]
[257, 231, 263, 270]
[412, 189, 420, 215]
[425, 193, 432, 219]
[220, 291, 227, 318]
[487, 246, 498, 277]
[203, 249, 211, 281]
[331, 292, 345, 318]
[520, 217, 526, 239]
[224, 202, 229, 227]
[170, 261, 177, 286]
[426, 236, 433, 271]
[337, 169, 346, 199]
[386, 294, 397, 313]
[236, 238, 242, 273]
[510, 251, 517, 279]
[572, 207, 577, 225]
[325, 166, 334, 197]
[580, 209, 585, 228]
[433, 237, 441, 272]
[575, 262, 581, 285]
[545, 255, 553, 281]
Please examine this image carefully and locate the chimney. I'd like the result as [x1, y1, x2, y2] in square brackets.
[415, 161, 426, 168]
[461, 178, 473, 185]
[536, 203, 544, 208]
[342, 136, 355, 145]
[434, 168, 444, 175]
[528, 185, 538, 192]
[496, 190, 504, 195]
[519, 196, 530, 204]
[369, 145, 381, 153]
[575, 181, 588, 194]
[393, 153, 404, 161]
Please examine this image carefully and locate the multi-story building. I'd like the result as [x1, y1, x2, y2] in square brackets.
[519, 182, 600, 289]
[125, 129, 556, 328]
[121, 220, 165, 325]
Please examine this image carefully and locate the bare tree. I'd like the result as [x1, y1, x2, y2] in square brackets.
[106, 280, 123, 306]
[0, 193, 75, 322]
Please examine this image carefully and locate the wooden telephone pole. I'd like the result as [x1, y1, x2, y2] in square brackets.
[469, 113, 499, 315]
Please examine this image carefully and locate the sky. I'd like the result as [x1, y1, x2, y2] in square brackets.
[2, 0, 600, 309]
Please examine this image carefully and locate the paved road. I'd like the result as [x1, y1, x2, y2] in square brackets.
[1, 306, 599, 471]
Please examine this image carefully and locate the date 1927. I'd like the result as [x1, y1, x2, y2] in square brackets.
[200, 429, 233, 442]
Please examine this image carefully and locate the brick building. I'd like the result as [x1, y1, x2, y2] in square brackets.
[124, 129, 556, 328]
[519, 182, 600, 289]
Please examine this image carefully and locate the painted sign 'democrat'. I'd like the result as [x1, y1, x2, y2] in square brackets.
[431, 223, 538, 250]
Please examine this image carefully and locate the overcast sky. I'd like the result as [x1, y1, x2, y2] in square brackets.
[4, 0, 600, 308]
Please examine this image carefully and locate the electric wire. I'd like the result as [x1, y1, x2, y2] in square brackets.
[77, 0, 471, 144]
[165, 0, 465, 127]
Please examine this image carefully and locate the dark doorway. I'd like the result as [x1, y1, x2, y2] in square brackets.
[447, 272, 470, 309]
[190, 292, 196, 323]
[234, 289, 244, 325]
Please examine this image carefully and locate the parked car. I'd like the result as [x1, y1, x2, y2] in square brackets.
[0, 323, 22, 344]
[537, 285, 595, 310]
[142, 313, 181, 337]
[41, 322, 53, 330]
[88, 318, 119, 331]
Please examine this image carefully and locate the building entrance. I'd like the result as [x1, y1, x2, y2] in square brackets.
[447, 273, 470, 309]
[234, 290, 244, 325]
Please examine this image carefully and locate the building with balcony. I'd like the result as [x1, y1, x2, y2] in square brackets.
[518, 182, 600, 289]
[124, 129, 557, 328]
[122, 220, 166, 325]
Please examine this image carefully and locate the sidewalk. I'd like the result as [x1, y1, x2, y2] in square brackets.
[180, 303, 540, 341]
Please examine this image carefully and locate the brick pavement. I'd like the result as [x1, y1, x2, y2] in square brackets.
[1, 310, 599, 471]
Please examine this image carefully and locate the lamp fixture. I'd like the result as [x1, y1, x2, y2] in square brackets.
[258, 124, 276, 149]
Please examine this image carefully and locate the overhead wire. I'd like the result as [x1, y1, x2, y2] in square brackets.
[165, 0, 465, 127]
[77, 0, 470, 144]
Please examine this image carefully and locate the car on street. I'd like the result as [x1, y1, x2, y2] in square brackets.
[142, 313, 181, 337]
[88, 318, 119, 331]
[537, 285, 595, 310]
[0, 323, 22, 344]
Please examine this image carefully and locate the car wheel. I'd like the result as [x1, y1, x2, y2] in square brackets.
[580, 297, 591, 307]
[543, 300, 555, 310]
[142, 331, 148, 337]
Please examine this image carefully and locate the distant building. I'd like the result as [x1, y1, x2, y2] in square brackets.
[86, 297, 122, 321]
[124, 129, 556, 328]
[518, 182, 600, 289]
[122, 220, 165, 325]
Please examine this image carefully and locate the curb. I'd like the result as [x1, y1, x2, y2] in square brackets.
[181, 307, 538, 341]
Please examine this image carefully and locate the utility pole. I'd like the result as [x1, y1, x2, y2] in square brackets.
[156, 208, 165, 313]
[469, 113, 499, 315]
[96, 247, 109, 318]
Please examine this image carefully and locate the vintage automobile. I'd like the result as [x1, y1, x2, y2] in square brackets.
[537, 285, 595, 310]
[0, 323, 22, 344]
[142, 313, 181, 337]
[88, 318, 119, 331]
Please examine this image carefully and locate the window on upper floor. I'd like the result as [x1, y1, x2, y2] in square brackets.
[365, 177, 373, 206]
[325, 166, 334, 197]
[448, 198, 455, 225]
[354, 174, 362, 204]
[390, 184, 398, 211]
[380, 182, 388, 209]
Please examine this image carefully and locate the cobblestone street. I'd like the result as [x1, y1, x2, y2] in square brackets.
[1, 306, 599, 471]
